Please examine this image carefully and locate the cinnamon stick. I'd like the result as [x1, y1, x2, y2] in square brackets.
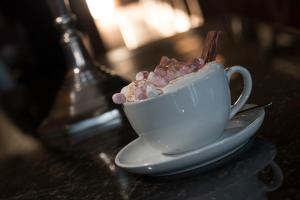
[201, 31, 222, 63]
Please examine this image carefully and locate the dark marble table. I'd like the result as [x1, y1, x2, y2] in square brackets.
[0, 17, 299, 199]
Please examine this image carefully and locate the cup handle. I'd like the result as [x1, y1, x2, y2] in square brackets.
[262, 161, 284, 192]
[225, 66, 252, 119]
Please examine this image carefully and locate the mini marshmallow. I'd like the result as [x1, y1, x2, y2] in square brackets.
[121, 86, 129, 95]
[189, 64, 198, 72]
[154, 78, 168, 87]
[148, 72, 168, 87]
[134, 87, 147, 100]
[135, 71, 149, 80]
[154, 65, 167, 77]
[193, 58, 205, 69]
[112, 56, 208, 104]
[169, 58, 177, 64]
[181, 64, 196, 74]
[146, 84, 162, 98]
[147, 72, 156, 81]
[160, 56, 169, 65]
[165, 69, 177, 81]
[180, 65, 192, 74]
[112, 93, 126, 104]
[126, 94, 136, 102]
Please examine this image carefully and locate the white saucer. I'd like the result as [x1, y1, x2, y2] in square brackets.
[115, 104, 265, 176]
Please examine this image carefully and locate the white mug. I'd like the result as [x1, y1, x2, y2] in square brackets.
[124, 62, 252, 155]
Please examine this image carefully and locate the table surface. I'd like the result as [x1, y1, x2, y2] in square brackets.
[0, 17, 300, 199]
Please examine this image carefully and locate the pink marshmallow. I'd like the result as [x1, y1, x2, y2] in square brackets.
[135, 71, 149, 80]
[112, 93, 126, 104]
[146, 84, 162, 98]
[160, 56, 170, 65]
[189, 64, 198, 72]
[193, 58, 205, 69]
[154, 65, 167, 77]
[148, 72, 169, 87]
[165, 69, 177, 81]
[169, 58, 177, 64]
[134, 87, 147, 100]
[180, 65, 192, 74]
[152, 77, 168, 87]
[112, 56, 207, 104]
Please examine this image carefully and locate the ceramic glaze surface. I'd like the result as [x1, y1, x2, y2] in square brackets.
[116, 104, 265, 175]
[124, 63, 252, 154]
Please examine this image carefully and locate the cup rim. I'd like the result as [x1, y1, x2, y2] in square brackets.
[123, 62, 223, 107]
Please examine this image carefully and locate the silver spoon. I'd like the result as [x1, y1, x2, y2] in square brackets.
[237, 102, 272, 114]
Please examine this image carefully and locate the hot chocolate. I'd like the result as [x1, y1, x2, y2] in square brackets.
[112, 56, 206, 104]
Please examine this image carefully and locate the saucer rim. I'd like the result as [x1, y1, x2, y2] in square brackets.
[115, 104, 265, 170]
[153, 141, 248, 176]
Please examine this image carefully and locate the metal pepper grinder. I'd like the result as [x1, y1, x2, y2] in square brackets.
[39, 0, 126, 149]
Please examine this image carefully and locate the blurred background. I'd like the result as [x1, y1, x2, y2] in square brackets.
[0, 0, 299, 134]
[0, 0, 299, 198]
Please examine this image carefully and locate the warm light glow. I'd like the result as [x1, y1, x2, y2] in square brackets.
[115, 12, 138, 49]
[142, 1, 191, 36]
[142, 1, 175, 37]
[174, 9, 191, 33]
[86, 0, 204, 50]
[86, 0, 116, 25]
[186, 0, 204, 26]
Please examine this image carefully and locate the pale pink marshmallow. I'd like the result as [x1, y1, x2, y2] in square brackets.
[193, 58, 205, 69]
[169, 58, 177, 64]
[112, 56, 208, 104]
[122, 82, 139, 102]
[134, 80, 148, 91]
[181, 64, 197, 74]
[116, 79, 149, 102]
[147, 71, 156, 81]
[134, 87, 147, 100]
[160, 56, 169, 65]
[146, 84, 162, 98]
[180, 65, 192, 74]
[126, 94, 136, 102]
[189, 64, 198, 72]
[153, 77, 168, 87]
[112, 93, 126, 104]
[148, 72, 169, 87]
[193, 58, 205, 65]
[124, 83, 135, 96]
[154, 65, 167, 77]
[135, 71, 149, 80]
[165, 69, 177, 81]
[120, 86, 129, 96]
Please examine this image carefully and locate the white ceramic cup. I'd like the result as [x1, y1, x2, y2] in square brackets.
[124, 62, 252, 155]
